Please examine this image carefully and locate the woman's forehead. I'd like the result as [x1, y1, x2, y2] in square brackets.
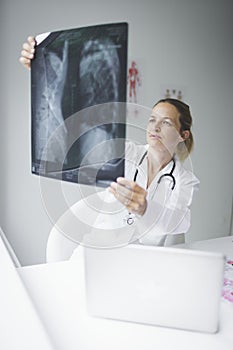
[151, 102, 179, 119]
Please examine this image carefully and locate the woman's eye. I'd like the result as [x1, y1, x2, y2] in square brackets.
[163, 120, 172, 126]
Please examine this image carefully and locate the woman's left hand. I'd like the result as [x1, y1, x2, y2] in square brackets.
[109, 177, 147, 216]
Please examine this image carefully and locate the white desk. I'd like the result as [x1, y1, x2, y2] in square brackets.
[18, 236, 233, 350]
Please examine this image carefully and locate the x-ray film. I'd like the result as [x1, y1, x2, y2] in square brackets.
[31, 22, 128, 187]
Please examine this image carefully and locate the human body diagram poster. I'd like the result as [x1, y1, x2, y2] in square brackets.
[31, 23, 128, 187]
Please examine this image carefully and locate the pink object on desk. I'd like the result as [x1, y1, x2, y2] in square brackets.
[222, 257, 233, 304]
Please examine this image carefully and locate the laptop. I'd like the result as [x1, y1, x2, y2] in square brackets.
[84, 244, 225, 333]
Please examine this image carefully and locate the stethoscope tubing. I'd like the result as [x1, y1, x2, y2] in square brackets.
[134, 151, 176, 190]
[126, 151, 176, 225]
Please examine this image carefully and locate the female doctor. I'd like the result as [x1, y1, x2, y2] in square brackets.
[20, 37, 199, 261]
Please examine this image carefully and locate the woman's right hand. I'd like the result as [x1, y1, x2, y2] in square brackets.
[19, 36, 36, 69]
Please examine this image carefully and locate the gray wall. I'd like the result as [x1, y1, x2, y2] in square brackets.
[0, 0, 233, 266]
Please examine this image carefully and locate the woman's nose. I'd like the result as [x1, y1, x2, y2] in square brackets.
[154, 122, 161, 132]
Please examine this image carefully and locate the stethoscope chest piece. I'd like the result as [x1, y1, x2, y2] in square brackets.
[124, 212, 135, 225]
[127, 216, 134, 225]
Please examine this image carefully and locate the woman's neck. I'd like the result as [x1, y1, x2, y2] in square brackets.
[147, 147, 173, 188]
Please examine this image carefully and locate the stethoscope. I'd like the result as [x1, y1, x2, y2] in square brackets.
[125, 151, 176, 225]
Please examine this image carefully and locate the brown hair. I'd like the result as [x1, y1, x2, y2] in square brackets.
[153, 98, 194, 161]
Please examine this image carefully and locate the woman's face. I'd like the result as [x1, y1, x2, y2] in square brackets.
[146, 102, 184, 155]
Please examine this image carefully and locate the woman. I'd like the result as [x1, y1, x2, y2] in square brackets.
[20, 37, 199, 260]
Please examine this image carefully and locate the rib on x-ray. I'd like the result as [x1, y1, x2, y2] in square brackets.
[31, 23, 128, 187]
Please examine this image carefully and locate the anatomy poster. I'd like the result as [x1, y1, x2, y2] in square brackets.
[31, 22, 128, 187]
[127, 60, 141, 103]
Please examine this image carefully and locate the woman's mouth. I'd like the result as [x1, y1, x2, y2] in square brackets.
[149, 133, 161, 140]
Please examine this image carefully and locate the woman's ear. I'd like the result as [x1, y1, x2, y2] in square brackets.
[181, 130, 190, 141]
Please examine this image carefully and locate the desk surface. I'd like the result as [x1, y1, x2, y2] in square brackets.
[18, 236, 233, 350]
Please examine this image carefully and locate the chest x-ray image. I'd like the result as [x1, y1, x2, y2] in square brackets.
[31, 22, 128, 187]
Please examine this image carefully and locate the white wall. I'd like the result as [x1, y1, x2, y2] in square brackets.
[0, 0, 232, 265]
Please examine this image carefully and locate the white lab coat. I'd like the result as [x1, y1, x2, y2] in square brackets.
[124, 141, 200, 245]
[46, 141, 200, 262]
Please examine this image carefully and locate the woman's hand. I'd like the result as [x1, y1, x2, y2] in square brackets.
[19, 36, 36, 69]
[109, 177, 147, 216]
